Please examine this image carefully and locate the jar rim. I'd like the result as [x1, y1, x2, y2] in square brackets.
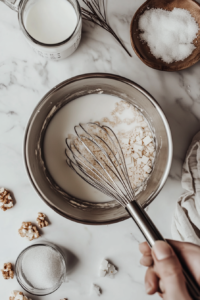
[15, 241, 67, 296]
[18, 0, 82, 47]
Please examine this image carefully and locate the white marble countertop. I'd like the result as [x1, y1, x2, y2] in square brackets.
[1, 0, 200, 299]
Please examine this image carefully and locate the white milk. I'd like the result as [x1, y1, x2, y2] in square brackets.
[44, 94, 119, 203]
[25, 0, 77, 44]
[43, 94, 153, 203]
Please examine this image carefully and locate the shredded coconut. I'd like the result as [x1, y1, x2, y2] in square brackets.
[67, 101, 156, 190]
[138, 8, 199, 63]
[100, 102, 156, 190]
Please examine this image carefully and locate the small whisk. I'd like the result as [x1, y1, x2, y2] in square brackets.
[65, 122, 200, 299]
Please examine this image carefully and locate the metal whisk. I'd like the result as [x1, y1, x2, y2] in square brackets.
[65, 122, 162, 245]
[65, 122, 200, 299]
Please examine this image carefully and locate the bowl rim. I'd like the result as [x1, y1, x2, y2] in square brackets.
[24, 72, 173, 225]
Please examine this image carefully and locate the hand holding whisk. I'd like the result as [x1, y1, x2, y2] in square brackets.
[65, 122, 200, 299]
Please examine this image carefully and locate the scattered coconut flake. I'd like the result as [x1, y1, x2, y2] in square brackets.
[9, 290, 32, 300]
[138, 8, 199, 63]
[100, 259, 118, 278]
[93, 284, 102, 296]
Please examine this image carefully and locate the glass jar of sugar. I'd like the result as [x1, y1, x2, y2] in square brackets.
[2, 0, 82, 60]
[15, 242, 67, 296]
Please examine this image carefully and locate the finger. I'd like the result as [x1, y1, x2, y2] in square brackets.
[152, 241, 191, 300]
[140, 255, 153, 267]
[159, 279, 164, 293]
[139, 241, 151, 255]
[167, 239, 200, 285]
[145, 266, 159, 295]
[158, 292, 164, 298]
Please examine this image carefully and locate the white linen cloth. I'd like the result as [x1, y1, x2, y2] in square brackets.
[172, 131, 200, 245]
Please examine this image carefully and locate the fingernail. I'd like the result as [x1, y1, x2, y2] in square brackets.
[145, 282, 152, 294]
[153, 241, 173, 261]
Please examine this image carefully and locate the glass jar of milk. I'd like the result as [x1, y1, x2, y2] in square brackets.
[2, 0, 82, 60]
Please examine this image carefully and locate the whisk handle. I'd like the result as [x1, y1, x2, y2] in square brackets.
[126, 201, 164, 246]
[126, 201, 200, 300]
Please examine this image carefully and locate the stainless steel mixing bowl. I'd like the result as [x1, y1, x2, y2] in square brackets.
[24, 73, 173, 225]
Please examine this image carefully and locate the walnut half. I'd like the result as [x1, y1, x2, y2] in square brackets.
[9, 291, 32, 300]
[36, 212, 49, 228]
[1, 263, 14, 279]
[0, 188, 14, 211]
[18, 222, 40, 241]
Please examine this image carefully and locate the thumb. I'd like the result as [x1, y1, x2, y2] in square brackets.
[152, 241, 191, 300]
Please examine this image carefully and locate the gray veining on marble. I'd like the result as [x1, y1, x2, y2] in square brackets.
[1, 0, 200, 299]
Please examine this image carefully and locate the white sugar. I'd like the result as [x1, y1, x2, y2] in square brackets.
[138, 8, 199, 63]
[22, 246, 63, 289]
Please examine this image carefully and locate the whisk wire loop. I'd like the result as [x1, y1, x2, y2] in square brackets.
[76, 123, 133, 200]
[69, 134, 125, 198]
[65, 122, 136, 207]
[102, 125, 135, 200]
[66, 138, 125, 202]
[65, 137, 128, 206]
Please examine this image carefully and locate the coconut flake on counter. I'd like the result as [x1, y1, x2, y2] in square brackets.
[1, 262, 14, 279]
[100, 260, 118, 278]
[92, 284, 102, 296]
[18, 222, 40, 241]
[0, 188, 14, 211]
[9, 291, 32, 300]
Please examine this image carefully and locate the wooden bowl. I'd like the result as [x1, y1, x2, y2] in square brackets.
[130, 0, 200, 71]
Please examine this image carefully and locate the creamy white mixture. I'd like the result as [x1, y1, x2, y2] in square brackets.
[44, 94, 155, 202]
[25, 0, 77, 44]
